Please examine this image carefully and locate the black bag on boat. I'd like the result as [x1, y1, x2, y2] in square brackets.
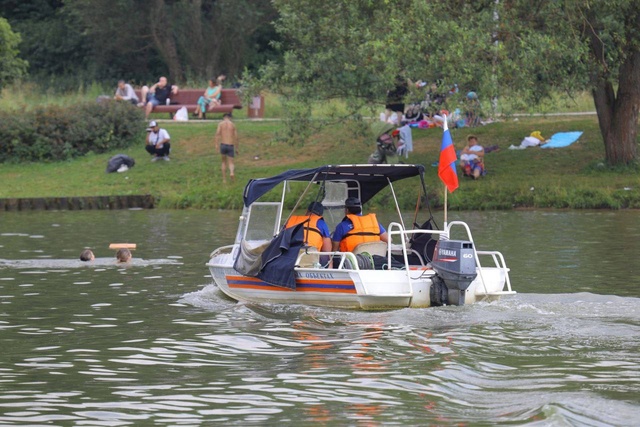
[407, 218, 438, 264]
[372, 254, 405, 270]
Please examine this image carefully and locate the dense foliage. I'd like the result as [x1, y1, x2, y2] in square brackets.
[259, 0, 640, 165]
[0, 17, 27, 90]
[0, 100, 145, 163]
[1, 0, 638, 166]
[0, 0, 278, 87]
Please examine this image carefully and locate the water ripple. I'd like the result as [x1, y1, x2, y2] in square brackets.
[2, 208, 640, 425]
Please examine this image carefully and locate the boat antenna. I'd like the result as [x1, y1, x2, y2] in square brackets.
[387, 177, 406, 230]
[419, 168, 439, 230]
[412, 189, 420, 226]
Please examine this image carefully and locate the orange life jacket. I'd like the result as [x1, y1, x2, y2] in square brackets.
[285, 214, 324, 251]
[339, 214, 381, 252]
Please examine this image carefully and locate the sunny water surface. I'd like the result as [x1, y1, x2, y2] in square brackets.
[0, 209, 639, 426]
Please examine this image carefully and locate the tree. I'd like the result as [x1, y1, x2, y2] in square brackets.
[260, 0, 639, 165]
[1, 1, 89, 87]
[0, 17, 28, 91]
[578, 0, 640, 165]
[67, 0, 278, 83]
[1, 0, 278, 86]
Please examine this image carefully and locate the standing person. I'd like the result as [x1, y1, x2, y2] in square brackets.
[384, 75, 408, 124]
[193, 78, 222, 119]
[427, 82, 447, 117]
[145, 120, 171, 162]
[214, 113, 238, 183]
[139, 76, 179, 119]
[460, 135, 485, 179]
[331, 197, 389, 252]
[465, 91, 481, 126]
[114, 80, 139, 105]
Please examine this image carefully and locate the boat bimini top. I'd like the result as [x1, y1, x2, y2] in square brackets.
[242, 164, 427, 207]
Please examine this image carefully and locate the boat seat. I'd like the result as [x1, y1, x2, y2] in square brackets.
[352, 241, 388, 257]
[296, 247, 320, 267]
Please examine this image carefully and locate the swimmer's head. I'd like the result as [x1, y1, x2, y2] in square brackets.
[116, 248, 132, 263]
[80, 249, 95, 262]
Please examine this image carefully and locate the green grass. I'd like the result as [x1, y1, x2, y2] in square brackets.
[1, 82, 637, 210]
[1, 111, 638, 210]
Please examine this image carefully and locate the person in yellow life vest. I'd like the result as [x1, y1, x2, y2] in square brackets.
[285, 202, 332, 252]
[331, 197, 389, 252]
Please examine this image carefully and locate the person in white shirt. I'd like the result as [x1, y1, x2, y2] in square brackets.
[145, 120, 171, 161]
[460, 135, 485, 179]
[114, 80, 139, 105]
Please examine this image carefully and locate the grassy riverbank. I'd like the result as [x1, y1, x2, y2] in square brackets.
[1, 113, 638, 210]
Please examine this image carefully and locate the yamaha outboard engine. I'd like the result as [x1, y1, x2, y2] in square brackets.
[430, 240, 477, 305]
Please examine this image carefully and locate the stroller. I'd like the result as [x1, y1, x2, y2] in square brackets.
[368, 122, 401, 164]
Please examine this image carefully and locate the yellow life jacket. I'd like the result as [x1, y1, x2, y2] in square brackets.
[339, 214, 381, 252]
[285, 214, 324, 251]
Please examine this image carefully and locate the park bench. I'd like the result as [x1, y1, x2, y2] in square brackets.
[134, 88, 242, 118]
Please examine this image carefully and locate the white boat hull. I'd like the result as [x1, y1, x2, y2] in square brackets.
[209, 263, 418, 309]
[207, 256, 511, 310]
[204, 165, 515, 310]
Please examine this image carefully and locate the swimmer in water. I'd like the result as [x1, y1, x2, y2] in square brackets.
[80, 249, 95, 261]
[116, 248, 132, 263]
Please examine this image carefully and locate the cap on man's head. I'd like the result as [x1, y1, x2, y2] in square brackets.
[148, 120, 158, 127]
[345, 197, 361, 208]
[307, 201, 324, 216]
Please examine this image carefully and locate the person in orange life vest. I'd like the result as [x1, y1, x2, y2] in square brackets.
[331, 197, 389, 252]
[285, 202, 332, 252]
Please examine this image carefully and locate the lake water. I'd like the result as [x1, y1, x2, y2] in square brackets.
[0, 209, 639, 425]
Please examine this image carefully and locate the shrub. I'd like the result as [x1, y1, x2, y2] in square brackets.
[0, 99, 145, 163]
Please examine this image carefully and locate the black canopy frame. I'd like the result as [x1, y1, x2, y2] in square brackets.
[243, 164, 429, 208]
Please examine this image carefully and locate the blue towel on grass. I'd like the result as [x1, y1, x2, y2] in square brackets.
[541, 131, 583, 149]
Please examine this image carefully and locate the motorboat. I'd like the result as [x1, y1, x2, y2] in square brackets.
[207, 164, 515, 309]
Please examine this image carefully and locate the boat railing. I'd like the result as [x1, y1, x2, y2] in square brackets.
[387, 222, 447, 268]
[295, 249, 360, 271]
[212, 242, 365, 273]
[476, 250, 515, 294]
[445, 220, 514, 296]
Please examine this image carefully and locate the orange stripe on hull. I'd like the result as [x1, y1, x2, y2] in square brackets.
[226, 275, 357, 294]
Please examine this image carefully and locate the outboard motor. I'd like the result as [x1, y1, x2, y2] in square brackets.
[430, 240, 477, 305]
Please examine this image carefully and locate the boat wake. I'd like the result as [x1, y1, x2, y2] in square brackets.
[0, 257, 183, 269]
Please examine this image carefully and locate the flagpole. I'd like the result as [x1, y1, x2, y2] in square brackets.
[437, 112, 457, 241]
[443, 114, 448, 236]
[443, 183, 448, 238]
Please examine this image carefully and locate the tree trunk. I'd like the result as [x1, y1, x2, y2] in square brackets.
[593, 52, 640, 165]
[587, 9, 640, 166]
[150, 0, 184, 82]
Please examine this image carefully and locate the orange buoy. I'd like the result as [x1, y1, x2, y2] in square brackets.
[109, 243, 137, 250]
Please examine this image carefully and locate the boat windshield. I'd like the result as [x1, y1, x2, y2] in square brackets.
[242, 202, 281, 242]
[237, 165, 430, 246]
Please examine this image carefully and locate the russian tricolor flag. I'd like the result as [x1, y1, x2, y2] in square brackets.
[437, 117, 459, 193]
